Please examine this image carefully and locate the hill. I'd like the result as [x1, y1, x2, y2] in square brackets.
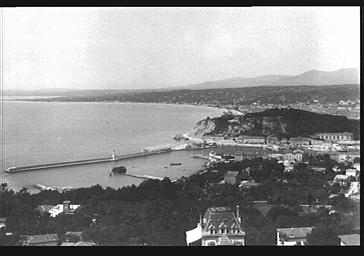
[192, 108, 360, 139]
[178, 68, 358, 90]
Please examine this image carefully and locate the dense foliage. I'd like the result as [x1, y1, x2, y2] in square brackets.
[306, 226, 341, 245]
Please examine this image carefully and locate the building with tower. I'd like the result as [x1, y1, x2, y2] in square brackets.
[186, 206, 246, 246]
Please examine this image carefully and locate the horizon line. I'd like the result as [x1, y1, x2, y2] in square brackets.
[3, 67, 359, 92]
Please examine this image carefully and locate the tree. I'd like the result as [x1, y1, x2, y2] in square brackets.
[306, 226, 340, 245]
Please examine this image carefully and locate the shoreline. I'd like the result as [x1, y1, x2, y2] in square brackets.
[3, 97, 230, 114]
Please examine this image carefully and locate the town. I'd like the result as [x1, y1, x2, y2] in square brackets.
[0, 117, 360, 245]
[1, 6, 360, 247]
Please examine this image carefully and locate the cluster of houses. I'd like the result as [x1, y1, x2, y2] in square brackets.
[331, 162, 360, 202]
[185, 206, 360, 246]
[268, 151, 303, 172]
[36, 200, 81, 218]
[205, 132, 359, 153]
[1, 200, 97, 246]
[19, 231, 96, 246]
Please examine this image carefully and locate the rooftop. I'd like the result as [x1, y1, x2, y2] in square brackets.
[61, 241, 96, 246]
[203, 207, 240, 230]
[338, 234, 360, 246]
[277, 227, 313, 239]
[27, 234, 59, 245]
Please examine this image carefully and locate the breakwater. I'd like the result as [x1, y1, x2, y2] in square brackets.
[123, 173, 164, 181]
[5, 149, 172, 173]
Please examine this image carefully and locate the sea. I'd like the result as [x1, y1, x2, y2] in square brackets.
[1, 99, 225, 193]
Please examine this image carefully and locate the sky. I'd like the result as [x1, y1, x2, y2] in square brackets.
[1, 7, 360, 90]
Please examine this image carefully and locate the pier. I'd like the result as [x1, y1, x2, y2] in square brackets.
[123, 173, 164, 181]
[5, 149, 172, 173]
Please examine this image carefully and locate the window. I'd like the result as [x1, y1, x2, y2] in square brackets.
[207, 241, 216, 246]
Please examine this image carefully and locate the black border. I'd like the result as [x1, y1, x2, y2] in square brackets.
[0, 1, 363, 7]
[0, 3, 362, 251]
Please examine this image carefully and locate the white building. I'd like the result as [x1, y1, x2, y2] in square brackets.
[345, 169, 358, 177]
[339, 234, 360, 246]
[48, 201, 81, 218]
[186, 206, 246, 246]
[352, 163, 360, 172]
[277, 227, 313, 246]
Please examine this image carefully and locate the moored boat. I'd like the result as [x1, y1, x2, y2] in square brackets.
[112, 166, 127, 174]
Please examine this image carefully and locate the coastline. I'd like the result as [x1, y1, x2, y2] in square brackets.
[2, 100, 225, 194]
[3, 96, 230, 114]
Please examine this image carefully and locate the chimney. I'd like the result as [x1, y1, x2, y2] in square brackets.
[63, 200, 71, 214]
[236, 205, 240, 223]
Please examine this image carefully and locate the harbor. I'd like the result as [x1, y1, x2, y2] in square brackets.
[5, 149, 172, 174]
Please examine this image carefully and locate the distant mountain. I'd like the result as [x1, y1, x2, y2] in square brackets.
[178, 68, 359, 90]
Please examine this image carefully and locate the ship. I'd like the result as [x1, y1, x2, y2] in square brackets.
[111, 166, 127, 174]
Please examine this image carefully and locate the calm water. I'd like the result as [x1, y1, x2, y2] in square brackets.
[1, 101, 224, 193]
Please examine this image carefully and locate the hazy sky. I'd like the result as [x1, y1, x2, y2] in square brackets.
[2, 7, 360, 90]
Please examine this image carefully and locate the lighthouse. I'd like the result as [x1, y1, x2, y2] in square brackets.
[112, 150, 117, 161]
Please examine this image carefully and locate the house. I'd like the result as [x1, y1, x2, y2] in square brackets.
[352, 163, 360, 172]
[276, 227, 313, 246]
[238, 180, 260, 190]
[185, 206, 246, 246]
[23, 234, 60, 246]
[48, 201, 81, 218]
[289, 137, 311, 147]
[224, 171, 239, 185]
[338, 234, 360, 246]
[313, 132, 353, 142]
[309, 138, 332, 148]
[345, 169, 358, 177]
[333, 175, 350, 186]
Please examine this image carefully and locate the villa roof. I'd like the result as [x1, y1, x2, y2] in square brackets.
[203, 207, 239, 230]
[277, 227, 313, 239]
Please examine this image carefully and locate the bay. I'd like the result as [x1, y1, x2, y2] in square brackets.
[1, 101, 224, 193]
